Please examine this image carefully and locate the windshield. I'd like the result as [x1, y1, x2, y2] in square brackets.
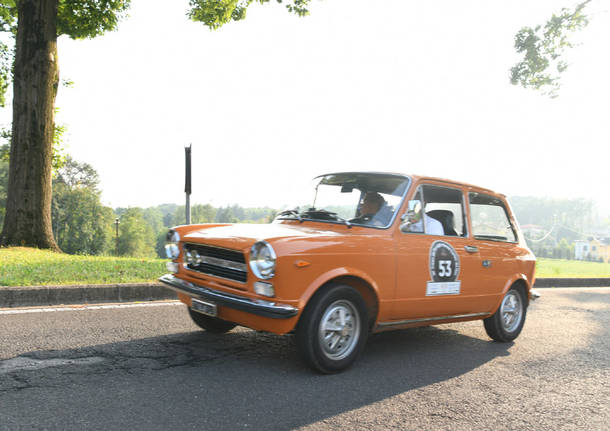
[275, 173, 410, 228]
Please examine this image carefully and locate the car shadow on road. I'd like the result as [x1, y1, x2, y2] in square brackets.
[1, 324, 513, 430]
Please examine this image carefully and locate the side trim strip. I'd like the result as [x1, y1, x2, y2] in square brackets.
[377, 312, 490, 328]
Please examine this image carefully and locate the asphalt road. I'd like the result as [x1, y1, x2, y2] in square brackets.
[1, 288, 608, 430]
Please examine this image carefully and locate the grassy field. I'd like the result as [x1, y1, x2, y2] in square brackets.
[0, 248, 608, 287]
[535, 258, 610, 278]
[0, 247, 165, 287]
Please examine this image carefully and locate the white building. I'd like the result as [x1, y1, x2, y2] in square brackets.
[574, 240, 589, 260]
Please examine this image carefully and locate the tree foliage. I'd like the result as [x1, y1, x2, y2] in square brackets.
[52, 185, 114, 254]
[57, 0, 131, 39]
[510, 0, 592, 97]
[1, 120, 68, 174]
[0, 1, 16, 107]
[54, 155, 99, 189]
[0, 0, 312, 249]
[0, 0, 313, 103]
[188, 0, 311, 30]
[510, 195, 594, 234]
[117, 207, 156, 257]
[52, 156, 114, 254]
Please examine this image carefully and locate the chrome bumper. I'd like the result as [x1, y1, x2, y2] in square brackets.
[159, 274, 298, 319]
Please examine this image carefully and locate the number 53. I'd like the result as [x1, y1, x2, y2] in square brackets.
[438, 260, 452, 277]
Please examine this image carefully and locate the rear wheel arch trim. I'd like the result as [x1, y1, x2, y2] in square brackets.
[492, 275, 531, 313]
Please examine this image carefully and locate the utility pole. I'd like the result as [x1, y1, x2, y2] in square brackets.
[185, 144, 192, 224]
[114, 217, 120, 256]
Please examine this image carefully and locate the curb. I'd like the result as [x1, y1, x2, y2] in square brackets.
[534, 278, 610, 288]
[0, 283, 176, 308]
[1, 278, 609, 308]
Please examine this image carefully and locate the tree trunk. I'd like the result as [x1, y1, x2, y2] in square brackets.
[0, 0, 60, 251]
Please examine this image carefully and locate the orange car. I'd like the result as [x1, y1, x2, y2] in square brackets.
[160, 172, 539, 373]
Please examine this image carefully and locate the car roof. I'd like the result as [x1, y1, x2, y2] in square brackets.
[317, 172, 503, 197]
[411, 175, 500, 196]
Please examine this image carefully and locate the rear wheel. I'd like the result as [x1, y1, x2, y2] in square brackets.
[188, 308, 237, 333]
[296, 285, 368, 374]
[484, 286, 527, 342]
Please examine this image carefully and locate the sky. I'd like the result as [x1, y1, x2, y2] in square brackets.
[3, 0, 609, 213]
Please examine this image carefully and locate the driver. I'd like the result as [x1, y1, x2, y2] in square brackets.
[350, 191, 386, 225]
[360, 191, 384, 218]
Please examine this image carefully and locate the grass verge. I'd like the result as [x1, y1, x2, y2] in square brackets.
[0, 248, 608, 287]
[0, 247, 165, 287]
[536, 258, 610, 278]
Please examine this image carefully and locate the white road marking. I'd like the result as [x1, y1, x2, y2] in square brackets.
[0, 356, 105, 375]
[0, 301, 183, 315]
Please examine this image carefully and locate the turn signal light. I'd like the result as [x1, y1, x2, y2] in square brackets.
[254, 281, 275, 297]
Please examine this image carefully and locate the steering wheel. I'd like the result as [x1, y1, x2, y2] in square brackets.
[349, 214, 384, 226]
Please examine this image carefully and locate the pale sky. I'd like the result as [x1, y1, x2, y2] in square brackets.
[3, 0, 610, 212]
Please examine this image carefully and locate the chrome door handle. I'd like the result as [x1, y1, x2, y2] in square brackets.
[464, 245, 478, 253]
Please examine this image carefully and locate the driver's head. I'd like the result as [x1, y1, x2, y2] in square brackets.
[361, 192, 385, 216]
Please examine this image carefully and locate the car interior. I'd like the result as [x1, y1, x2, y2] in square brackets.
[422, 185, 467, 237]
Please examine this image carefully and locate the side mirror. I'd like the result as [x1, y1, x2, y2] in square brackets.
[400, 200, 422, 232]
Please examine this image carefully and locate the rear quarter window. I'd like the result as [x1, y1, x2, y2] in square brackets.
[469, 193, 517, 243]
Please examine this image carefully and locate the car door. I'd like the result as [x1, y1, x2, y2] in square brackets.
[392, 183, 484, 320]
[466, 191, 522, 311]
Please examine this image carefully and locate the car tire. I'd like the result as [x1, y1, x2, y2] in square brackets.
[296, 285, 369, 374]
[187, 308, 237, 333]
[483, 286, 527, 342]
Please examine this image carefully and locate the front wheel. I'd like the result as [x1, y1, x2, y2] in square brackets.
[188, 308, 237, 333]
[484, 286, 527, 342]
[296, 285, 369, 374]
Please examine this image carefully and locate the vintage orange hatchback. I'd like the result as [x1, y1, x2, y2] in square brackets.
[160, 172, 539, 373]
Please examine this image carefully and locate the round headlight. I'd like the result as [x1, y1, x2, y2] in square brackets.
[249, 241, 276, 279]
[164, 229, 180, 260]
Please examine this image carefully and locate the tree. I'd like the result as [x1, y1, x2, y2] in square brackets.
[557, 238, 571, 259]
[215, 206, 237, 223]
[142, 207, 164, 235]
[510, 0, 592, 97]
[117, 207, 155, 257]
[172, 203, 217, 226]
[510, 195, 595, 239]
[51, 156, 114, 254]
[0, 0, 311, 250]
[0, 149, 8, 226]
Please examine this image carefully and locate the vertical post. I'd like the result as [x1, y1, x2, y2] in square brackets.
[115, 217, 120, 256]
[185, 144, 192, 224]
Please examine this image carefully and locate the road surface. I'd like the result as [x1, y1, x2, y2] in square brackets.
[1, 288, 608, 430]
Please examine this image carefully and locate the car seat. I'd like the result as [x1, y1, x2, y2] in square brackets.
[426, 210, 458, 236]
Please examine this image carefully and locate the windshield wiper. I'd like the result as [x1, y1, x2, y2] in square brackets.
[301, 208, 352, 228]
[276, 209, 303, 223]
[332, 214, 352, 228]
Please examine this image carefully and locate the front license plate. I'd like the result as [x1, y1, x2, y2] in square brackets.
[191, 298, 218, 317]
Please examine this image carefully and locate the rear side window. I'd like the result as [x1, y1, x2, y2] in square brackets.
[469, 193, 517, 242]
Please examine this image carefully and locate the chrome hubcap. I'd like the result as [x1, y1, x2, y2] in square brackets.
[318, 300, 360, 361]
[500, 291, 523, 333]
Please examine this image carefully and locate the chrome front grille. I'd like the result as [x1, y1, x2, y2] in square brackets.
[183, 243, 247, 283]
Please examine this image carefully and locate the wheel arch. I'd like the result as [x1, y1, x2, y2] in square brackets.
[492, 275, 531, 313]
[299, 270, 380, 330]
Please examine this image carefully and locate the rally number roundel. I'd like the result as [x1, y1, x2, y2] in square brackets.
[429, 241, 460, 282]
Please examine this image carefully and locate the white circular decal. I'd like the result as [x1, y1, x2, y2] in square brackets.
[429, 241, 460, 282]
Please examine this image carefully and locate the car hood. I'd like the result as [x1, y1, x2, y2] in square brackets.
[183, 223, 350, 251]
